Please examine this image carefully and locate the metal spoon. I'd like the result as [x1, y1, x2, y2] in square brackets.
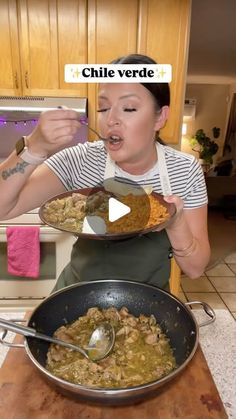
[0, 318, 115, 361]
[79, 115, 118, 143]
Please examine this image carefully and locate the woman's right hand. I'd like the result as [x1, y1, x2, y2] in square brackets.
[26, 108, 81, 157]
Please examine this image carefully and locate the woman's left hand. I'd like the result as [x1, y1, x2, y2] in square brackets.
[162, 196, 210, 278]
[154, 194, 184, 232]
[153, 195, 184, 231]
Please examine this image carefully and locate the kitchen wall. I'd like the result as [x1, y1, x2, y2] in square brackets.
[181, 83, 230, 163]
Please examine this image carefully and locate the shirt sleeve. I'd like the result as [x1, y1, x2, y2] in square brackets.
[183, 157, 208, 209]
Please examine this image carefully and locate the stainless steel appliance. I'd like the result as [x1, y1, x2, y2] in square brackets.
[0, 97, 87, 310]
[0, 211, 76, 313]
[0, 96, 87, 161]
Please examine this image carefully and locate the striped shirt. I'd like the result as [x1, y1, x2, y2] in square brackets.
[45, 141, 208, 209]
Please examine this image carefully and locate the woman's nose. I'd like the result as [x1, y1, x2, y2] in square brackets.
[106, 109, 121, 126]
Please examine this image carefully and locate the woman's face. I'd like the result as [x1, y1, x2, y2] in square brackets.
[97, 83, 168, 167]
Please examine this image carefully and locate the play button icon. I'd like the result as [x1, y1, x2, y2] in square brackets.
[108, 197, 131, 222]
[83, 177, 151, 237]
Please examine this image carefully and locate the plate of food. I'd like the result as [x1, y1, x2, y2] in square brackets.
[39, 186, 176, 239]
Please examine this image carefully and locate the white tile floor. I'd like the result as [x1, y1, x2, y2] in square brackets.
[180, 252, 236, 320]
[179, 207, 236, 320]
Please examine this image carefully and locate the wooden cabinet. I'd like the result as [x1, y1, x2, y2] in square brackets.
[87, 0, 139, 135]
[0, 0, 22, 95]
[0, 0, 191, 143]
[0, 0, 87, 97]
[138, 0, 191, 143]
[18, 0, 87, 97]
[87, 0, 191, 143]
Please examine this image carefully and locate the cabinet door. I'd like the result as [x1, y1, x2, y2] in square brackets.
[87, 0, 190, 144]
[0, 0, 22, 95]
[138, 0, 191, 144]
[57, 0, 87, 97]
[87, 0, 139, 137]
[19, 0, 87, 97]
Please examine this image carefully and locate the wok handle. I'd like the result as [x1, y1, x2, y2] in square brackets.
[0, 319, 27, 348]
[185, 301, 216, 327]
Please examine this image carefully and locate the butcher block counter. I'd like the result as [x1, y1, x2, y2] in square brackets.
[0, 310, 235, 419]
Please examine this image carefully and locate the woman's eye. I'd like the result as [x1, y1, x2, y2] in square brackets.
[97, 108, 109, 113]
[124, 108, 137, 112]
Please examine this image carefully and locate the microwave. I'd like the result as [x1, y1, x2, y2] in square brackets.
[0, 211, 76, 312]
[0, 96, 88, 161]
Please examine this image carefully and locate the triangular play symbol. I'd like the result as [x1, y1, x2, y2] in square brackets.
[108, 197, 131, 222]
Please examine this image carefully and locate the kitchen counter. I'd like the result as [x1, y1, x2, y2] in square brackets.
[192, 309, 236, 419]
[0, 309, 235, 418]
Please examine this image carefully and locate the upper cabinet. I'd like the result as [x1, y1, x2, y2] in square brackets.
[87, 0, 139, 134]
[87, 0, 191, 143]
[19, 0, 87, 97]
[0, 0, 22, 95]
[0, 0, 87, 97]
[0, 0, 191, 144]
[19, 0, 88, 97]
[138, 0, 191, 143]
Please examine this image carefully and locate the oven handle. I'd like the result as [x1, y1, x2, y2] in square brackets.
[0, 225, 64, 234]
[0, 319, 27, 348]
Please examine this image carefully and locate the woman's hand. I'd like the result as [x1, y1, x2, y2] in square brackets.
[163, 196, 210, 278]
[153, 194, 184, 232]
[163, 194, 185, 230]
[26, 109, 81, 157]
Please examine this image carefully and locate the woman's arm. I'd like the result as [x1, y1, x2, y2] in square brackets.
[165, 196, 210, 279]
[0, 109, 80, 220]
[0, 158, 66, 220]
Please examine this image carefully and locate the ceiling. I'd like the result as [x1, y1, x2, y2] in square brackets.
[187, 0, 236, 84]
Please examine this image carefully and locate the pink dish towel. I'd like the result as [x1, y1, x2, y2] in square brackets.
[7, 226, 40, 278]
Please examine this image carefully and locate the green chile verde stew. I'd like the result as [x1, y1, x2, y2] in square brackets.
[46, 307, 176, 388]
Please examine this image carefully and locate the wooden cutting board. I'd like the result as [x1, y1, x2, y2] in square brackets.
[0, 329, 227, 419]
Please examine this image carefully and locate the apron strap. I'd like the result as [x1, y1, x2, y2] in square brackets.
[104, 142, 172, 196]
[155, 142, 172, 196]
[104, 152, 116, 179]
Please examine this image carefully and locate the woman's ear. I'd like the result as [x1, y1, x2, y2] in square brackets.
[154, 106, 170, 130]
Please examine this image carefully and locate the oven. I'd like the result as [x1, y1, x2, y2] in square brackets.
[0, 96, 87, 311]
[0, 210, 76, 312]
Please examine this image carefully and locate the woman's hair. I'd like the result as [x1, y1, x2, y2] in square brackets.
[110, 54, 170, 110]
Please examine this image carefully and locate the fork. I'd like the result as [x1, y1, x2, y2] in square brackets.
[79, 115, 108, 141]
[58, 106, 108, 141]
[79, 115, 120, 143]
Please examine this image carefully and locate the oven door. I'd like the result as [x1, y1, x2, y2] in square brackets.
[0, 225, 75, 311]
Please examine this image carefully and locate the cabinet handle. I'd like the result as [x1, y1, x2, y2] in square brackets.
[14, 72, 19, 89]
[25, 71, 29, 89]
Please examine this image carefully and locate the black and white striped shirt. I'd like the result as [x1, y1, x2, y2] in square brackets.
[45, 141, 208, 209]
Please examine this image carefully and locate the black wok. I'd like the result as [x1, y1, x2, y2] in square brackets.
[0, 280, 215, 405]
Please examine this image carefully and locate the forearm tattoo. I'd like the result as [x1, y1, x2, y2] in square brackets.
[1, 161, 30, 180]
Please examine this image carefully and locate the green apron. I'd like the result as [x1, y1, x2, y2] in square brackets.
[53, 143, 172, 292]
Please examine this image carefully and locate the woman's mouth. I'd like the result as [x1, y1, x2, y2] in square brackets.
[104, 135, 124, 151]
[107, 135, 123, 145]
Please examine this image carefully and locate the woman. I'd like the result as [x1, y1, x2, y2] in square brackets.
[0, 54, 210, 291]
